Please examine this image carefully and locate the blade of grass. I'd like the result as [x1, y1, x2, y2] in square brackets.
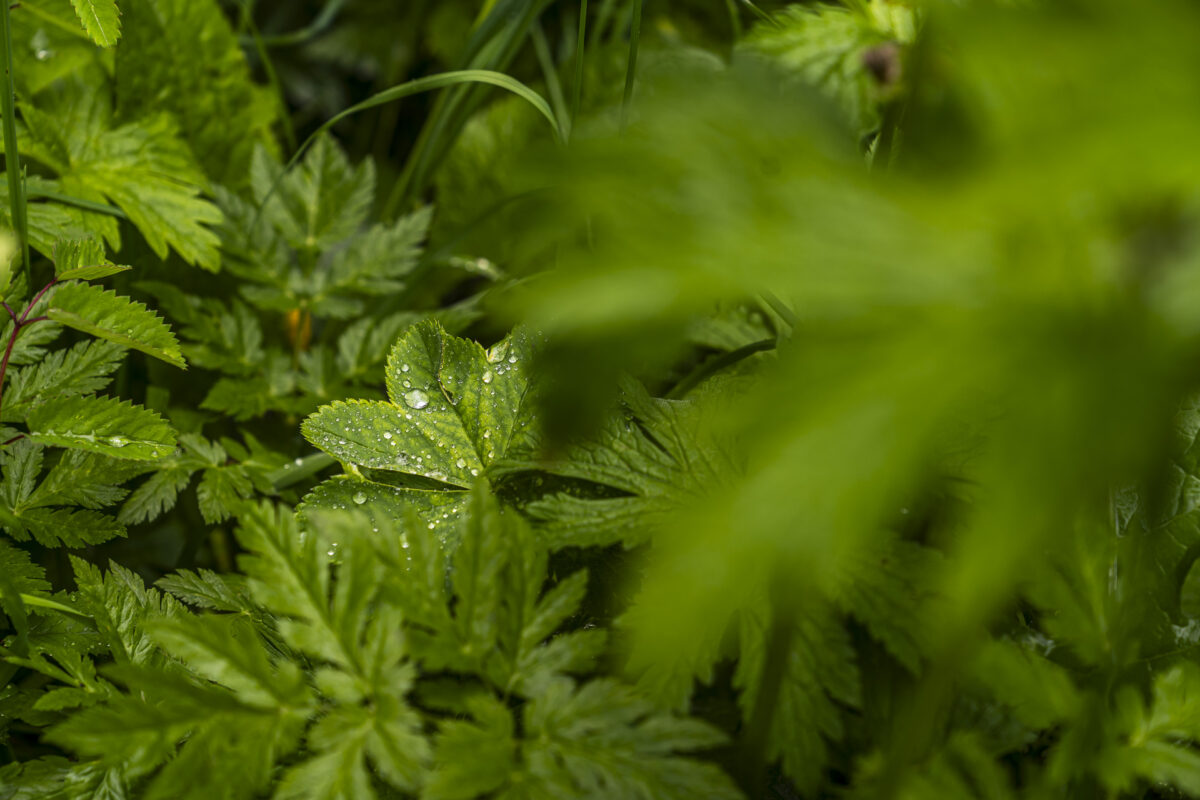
[235, 0, 298, 153]
[620, 0, 643, 128]
[572, 0, 588, 129]
[741, 0, 780, 29]
[383, 0, 555, 218]
[238, 0, 347, 48]
[724, 0, 742, 44]
[259, 70, 560, 225]
[532, 21, 570, 141]
[0, 0, 29, 292]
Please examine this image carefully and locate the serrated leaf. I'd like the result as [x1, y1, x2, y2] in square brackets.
[70, 0, 121, 47]
[518, 679, 741, 800]
[48, 282, 185, 368]
[1, 339, 126, 421]
[116, 0, 277, 186]
[156, 569, 253, 615]
[301, 322, 537, 524]
[71, 558, 182, 666]
[27, 395, 176, 460]
[117, 463, 193, 525]
[55, 263, 131, 281]
[251, 135, 374, 252]
[512, 378, 738, 549]
[20, 90, 223, 270]
[0, 506, 126, 548]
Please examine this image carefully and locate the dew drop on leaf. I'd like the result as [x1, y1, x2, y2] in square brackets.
[456, 457, 467, 468]
[403, 389, 430, 409]
[352, 492, 367, 505]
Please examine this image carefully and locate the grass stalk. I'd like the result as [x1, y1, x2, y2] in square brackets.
[0, 1, 28, 291]
[620, 0, 643, 128]
[572, 0, 588, 129]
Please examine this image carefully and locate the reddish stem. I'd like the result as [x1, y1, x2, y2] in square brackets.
[0, 279, 57, 432]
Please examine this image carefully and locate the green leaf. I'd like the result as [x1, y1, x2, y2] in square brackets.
[117, 463, 193, 525]
[733, 601, 860, 794]
[234, 502, 372, 674]
[48, 282, 186, 368]
[426, 695, 516, 800]
[250, 135, 374, 253]
[301, 322, 537, 529]
[55, 262, 131, 282]
[70, 557, 182, 666]
[27, 395, 176, 460]
[116, 0, 278, 186]
[520, 679, 740, 800]
[20, 90, 223, 270]
[513, 378, 737, 549]
[156, 569, 254, 615]
[0, 441, 140, 546]
[69, 0, 121, 46]
[1, 339, 126, 421]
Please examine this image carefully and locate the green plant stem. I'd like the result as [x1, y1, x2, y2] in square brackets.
[759, 290, 798, 331]
[0, 0, 28, 292]
[236, 0, 299, 153]
[724, 0, 742, 45]
[25, 188, 126, 219]
[620, 0, 643, 128]
[238, 0, 347, 48]
[268, 451, 336, 490]
[572, 0, 588, 129]
[666, 338, 776, 400]
[738, 573, 798, 797]
[0, 279, 54, 422]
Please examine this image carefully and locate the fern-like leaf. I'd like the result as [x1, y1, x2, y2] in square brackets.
[27, 395, 176, 460]
[48, 282, 185, 368]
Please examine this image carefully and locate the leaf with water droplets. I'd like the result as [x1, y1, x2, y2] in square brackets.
[301, 321, 538, 521]
[27, 395, 177, 461]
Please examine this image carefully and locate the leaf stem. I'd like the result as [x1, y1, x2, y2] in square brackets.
[0, 278, 55, 423]
[666, 338, 776, 399]
[267, 451, 336, 490]
[0, 0, 28, 290]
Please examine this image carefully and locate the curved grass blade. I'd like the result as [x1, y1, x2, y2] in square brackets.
[258, 70, 561, 225]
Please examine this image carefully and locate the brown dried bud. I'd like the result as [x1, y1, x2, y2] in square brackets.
[862, 42, 902, 86]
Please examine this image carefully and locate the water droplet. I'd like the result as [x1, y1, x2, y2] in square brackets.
[470, 468, 479, 476]
[508, 355, 517, 364]
[402, 380, 411, 389]
[482, 371, 493, 384]
[352, 492, 367, 505]
[108, 436, 126, 448]
[383, 432, 392, 440]
[401, 364, 410, 373]
[483, 430, 491, 439]
[403, 389, 430, 409]
[456, 458, 467, 468]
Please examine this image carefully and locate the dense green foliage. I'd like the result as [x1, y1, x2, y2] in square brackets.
[3, 0, 1200, 798]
